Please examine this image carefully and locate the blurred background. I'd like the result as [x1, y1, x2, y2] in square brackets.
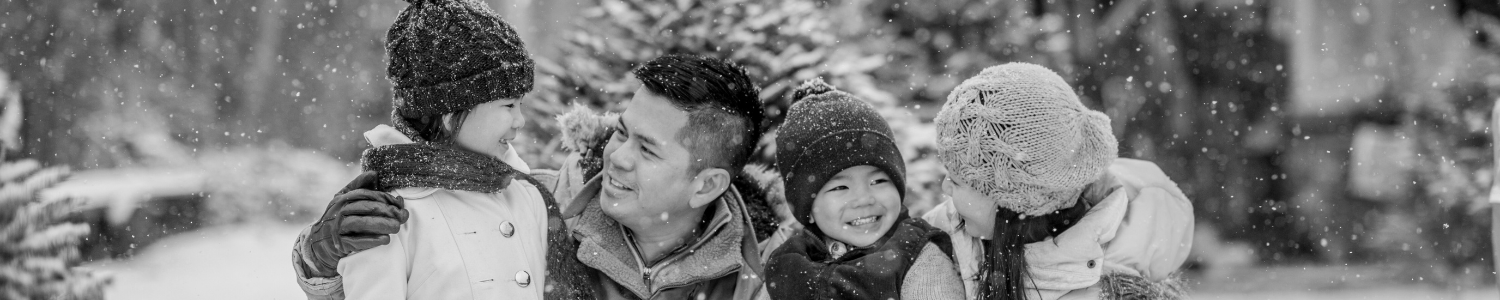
[1, 0, 1499, 299]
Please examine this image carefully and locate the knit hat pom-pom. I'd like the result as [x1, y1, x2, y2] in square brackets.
[791, 78, 836, 103]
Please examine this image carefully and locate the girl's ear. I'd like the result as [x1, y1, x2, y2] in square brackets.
[441, 110, 470, 141]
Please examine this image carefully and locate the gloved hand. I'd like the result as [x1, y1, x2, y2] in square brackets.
[300, 171, 408, 278]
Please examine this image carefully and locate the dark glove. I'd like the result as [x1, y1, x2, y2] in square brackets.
[301, 171, 408, 278]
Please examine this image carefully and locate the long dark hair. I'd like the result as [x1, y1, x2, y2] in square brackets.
[404, 109, 472, 144]
[978, 196, 1090, 300]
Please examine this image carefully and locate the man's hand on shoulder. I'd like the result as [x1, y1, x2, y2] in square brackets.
[301, 171, 408, 278]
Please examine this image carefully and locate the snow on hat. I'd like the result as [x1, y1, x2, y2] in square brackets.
[776, 78, 906, 229]
[386, 0, 533, 141]
[934, 63, 1117, 217]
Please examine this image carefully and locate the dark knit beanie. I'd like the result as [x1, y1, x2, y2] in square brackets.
[775, 79, 906, 230]
[386, 0, 534, 141]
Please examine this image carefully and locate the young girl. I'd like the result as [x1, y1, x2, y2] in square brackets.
[924, 63, 1194, 300]
[764, 79, 965, 299]
[325, 0, 588, 299]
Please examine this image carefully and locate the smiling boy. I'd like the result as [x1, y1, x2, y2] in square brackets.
[763, 79, 963, 300]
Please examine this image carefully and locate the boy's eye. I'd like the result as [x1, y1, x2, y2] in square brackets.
[825, 185, 848, 192]
[872, 178, 890, 185]
[611, 132, 626, 141]
[503, 103, 517, 108]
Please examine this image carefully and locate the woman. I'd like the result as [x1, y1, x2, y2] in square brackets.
[924, 63, 1194, 300]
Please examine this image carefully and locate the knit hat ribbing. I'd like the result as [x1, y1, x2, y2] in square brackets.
[386, 0, 534, 141]
[934, 62, 1117, 217]
[775, 79, 906, 229]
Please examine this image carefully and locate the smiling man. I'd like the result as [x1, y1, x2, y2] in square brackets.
[566, 54, 768, 299]
[290, 54, 769, 300]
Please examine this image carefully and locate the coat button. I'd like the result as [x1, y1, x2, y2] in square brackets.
[515, 271, 531, 287]
[1087, 260, 1097, 269]
[500, 222, 515, 238]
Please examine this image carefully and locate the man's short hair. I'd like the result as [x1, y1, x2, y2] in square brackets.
[632, 54, 764, 176]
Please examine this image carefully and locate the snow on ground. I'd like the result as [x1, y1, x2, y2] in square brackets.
[1190, 264, 1498, 300]
[1195, 289, 1496, 300]
[80, 222, 1498, 300]
[86, 222, 308, 300]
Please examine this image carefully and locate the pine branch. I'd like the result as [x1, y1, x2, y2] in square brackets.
[0, 159, 39, 183]
[0, 156, 108, 299]
[16, 223, 90, 253]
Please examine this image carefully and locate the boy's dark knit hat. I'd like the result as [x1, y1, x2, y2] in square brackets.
[775, 78, 906, 229]
[386, 0, 534, 141]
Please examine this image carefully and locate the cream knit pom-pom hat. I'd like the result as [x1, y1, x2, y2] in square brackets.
[934, 63, 1117, 216]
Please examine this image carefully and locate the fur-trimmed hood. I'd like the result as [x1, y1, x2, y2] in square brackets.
[555, 104, 617, 182]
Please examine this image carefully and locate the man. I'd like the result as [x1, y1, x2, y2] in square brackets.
[294, 54, 768, 300]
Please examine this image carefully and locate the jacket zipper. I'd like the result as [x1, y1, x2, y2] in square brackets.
[640, 250, 686, 293]
[633, 245, 742, 299]
[641, 266, 653, 288]
[626, 236, 653, 291]
[650, 267, 739, 295]
[621, 197, 745, 298]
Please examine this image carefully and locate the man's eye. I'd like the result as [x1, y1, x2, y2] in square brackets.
[612, 132, 626, 141]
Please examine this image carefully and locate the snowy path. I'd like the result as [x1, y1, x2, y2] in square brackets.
[86, 222, 308, 300]
[1190, 264, 1497, 300]
[79, 222, 1497, 300]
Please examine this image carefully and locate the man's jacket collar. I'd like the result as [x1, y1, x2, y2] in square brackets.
[569, 175, 763, 298]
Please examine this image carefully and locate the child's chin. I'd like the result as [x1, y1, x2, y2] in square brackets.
[830, 231, 882, 248]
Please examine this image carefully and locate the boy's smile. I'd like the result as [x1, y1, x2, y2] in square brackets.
[811, 165, 903, 247]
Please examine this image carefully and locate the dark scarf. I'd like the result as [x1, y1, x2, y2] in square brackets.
[362, 143, 522, 193]
[361, 143, 594, 300]
[765, 213, 954, 300]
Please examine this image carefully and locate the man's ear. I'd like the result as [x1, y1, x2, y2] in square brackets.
[690, 167, 731, 208]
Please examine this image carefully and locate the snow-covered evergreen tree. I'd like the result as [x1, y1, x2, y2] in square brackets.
[0, 71, 109, 300]
[522, 0, 890, 165]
